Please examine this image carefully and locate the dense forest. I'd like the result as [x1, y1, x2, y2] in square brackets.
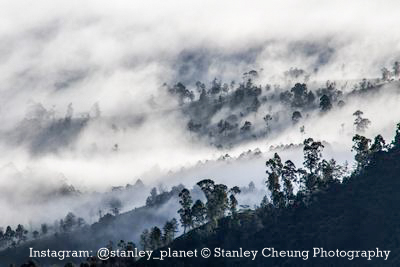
[3, 73, 400, 265]
[3, 1, 400, 266]
[164, 62, 399, 148]
[81, 122, 399, 267]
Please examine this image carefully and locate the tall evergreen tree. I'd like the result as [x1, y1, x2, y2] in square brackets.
[146, 187, 158, 207]
[191, 200, 206, 227]
[370, 134, 386, 153]
[319, 159, 342, 184]
[228, 186, 241, 217]
[353, 110, 371, 133]
[319, 95, 332, 112]
[15, 224, 27, 244]
[197, 179, 229, 229]
[177, 188, 193, 233]
[149, 227, 162, 250]
[162, 218, 178, 245]
[260, 195, 269, 208]
[4, 226, 15, 247]
[352, 134, 371, 173]
[266, 153, 284, 207]
[392, 123, 400, 148]
[303, 138, 324, 191]
[281, 160, 297, 202]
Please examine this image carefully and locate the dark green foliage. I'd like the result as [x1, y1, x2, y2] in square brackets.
[281, 160, 297, 201]
[146, 185, 185, 207]
[149, 226, 162, 250]
[265, 153, 284, 207]
[4, 226, 15, 247]
[319, 159, 341, 184]
[392, 123, 400, 148]
[162, 218, 178, 245]
[15, 224, 28, 244]
[303, 138, 324, 191]
[191, 200, 206, 227]
[352, 134, 371, 173]
[145, 187, 158, 206]
[138, 126, 400, 266]
[260, 195, 269, 208]
[370, 134, 386, 153]
[178, 188, 193, 233]
[197, 179, 229, 229]
[290, 83, 309, 108]
[228, 186, 241, 217]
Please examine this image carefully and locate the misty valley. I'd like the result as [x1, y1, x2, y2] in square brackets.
[1, 1, 400, 266]
[1, 61, 400, 266]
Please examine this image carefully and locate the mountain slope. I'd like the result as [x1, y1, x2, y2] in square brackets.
[139, 147, 400, 266]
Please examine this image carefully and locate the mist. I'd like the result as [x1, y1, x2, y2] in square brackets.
[0, 0, 400, 229]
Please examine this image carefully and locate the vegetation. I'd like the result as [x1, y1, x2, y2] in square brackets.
[131, 123, 400, 267]
[4, 62, 400, 266]
[10, 122, 400, 266]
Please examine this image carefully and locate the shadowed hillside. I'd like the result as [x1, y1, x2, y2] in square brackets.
[135, 129, 400, 266]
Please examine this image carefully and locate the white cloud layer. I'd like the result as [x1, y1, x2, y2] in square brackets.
[0, 0, 400, 225]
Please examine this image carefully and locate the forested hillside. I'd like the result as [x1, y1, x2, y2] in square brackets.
[134, 124, 400, 267]
[10, 121, 400, 266]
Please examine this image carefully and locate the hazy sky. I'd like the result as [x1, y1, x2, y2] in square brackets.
[0, 0, 399, 214]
